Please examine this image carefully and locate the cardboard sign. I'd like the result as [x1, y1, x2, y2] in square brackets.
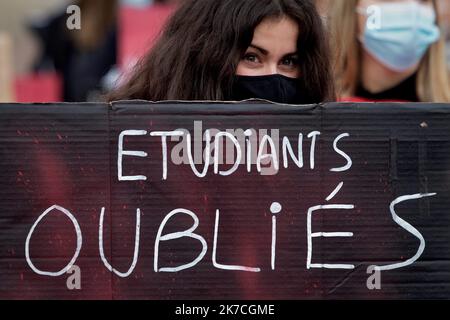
[0, 101, 449, 299]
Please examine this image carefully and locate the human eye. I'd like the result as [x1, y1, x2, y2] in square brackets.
[243, 52, 261, 64]
[280, 55, 299, 68]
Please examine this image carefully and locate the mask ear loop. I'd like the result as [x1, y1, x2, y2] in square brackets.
[417, 2, 438, 24]
[408, 2, 438, 46]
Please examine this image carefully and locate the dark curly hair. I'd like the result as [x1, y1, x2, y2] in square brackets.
[108, 0, 335, 103]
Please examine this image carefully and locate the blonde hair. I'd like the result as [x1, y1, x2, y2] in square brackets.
[329, 0, 450, 102]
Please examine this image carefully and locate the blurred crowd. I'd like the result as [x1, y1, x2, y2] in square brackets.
[0, 0, 450, 103]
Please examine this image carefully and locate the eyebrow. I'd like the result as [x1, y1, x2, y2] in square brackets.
[249, 44, 298, 56]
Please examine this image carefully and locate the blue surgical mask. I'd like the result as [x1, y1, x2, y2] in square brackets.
[358, 1, 440, 72]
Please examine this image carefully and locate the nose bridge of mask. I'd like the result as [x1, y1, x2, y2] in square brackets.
[364, 2, 436, 30]
[257, 74, 291, 101]
[366, 1, 439, 49]
[231, 74, 300, 104]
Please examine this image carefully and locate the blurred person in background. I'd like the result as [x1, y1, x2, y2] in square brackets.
[109, 0, 335, 104]
[32, 0, 117, 102]
[330, 0, 450, 102]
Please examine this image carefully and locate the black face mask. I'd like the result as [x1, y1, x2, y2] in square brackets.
[229, 74, 303, 104]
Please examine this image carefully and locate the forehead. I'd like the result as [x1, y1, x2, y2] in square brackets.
[251, 16, 299, 52]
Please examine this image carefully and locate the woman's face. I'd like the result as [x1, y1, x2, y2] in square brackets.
[236, 16, 301, 78]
